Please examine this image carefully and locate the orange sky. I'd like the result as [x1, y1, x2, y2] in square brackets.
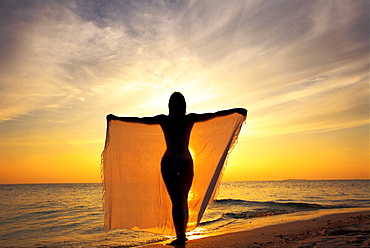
[0, 0, 368, 184]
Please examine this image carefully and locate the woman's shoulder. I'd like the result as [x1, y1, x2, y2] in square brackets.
[154, 114, 167, 121]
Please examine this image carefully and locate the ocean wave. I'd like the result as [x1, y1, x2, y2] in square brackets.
[214, 198, 351, 208]
[223, 210, 292, 219]
[214, 199, 249, 205]
[335, 199, 370, 203]
[29, 209, 63, 215]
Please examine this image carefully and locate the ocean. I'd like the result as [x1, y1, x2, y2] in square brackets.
[0, 180, 369, 247]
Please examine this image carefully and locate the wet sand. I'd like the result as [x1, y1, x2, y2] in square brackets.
[142, 210, 370, 247]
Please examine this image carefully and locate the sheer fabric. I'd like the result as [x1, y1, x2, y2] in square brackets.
[102, 112, 246, 235]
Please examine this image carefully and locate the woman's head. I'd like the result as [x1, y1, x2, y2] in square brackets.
[168, 92, 186, 115]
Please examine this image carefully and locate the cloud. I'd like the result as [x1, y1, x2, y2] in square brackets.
[0, 0, 368, 140]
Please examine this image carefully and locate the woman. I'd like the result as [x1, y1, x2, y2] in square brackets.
[107, 92, 247, 245]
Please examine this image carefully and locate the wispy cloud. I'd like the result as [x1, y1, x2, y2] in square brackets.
[0, 0, 368, 139]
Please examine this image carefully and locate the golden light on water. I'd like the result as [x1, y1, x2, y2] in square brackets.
[186, 228, 208, 241]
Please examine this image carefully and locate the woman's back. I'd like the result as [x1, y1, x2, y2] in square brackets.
[160, 115, 194, 154]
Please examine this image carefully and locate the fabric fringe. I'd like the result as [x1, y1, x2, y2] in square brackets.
[101, 119, 111, 231]
[209, 114, 247, 204]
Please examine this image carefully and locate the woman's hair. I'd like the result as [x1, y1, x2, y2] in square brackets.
[168, 92, 186, 115]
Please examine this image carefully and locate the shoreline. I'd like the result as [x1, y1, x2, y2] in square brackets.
[141, 209, 370, 247]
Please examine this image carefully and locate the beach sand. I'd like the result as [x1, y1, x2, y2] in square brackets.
[142, 210, 370, 248]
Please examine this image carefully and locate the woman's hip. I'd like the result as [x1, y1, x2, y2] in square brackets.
[161, 151, 193, 175]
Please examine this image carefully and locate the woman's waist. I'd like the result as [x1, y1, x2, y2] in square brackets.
[163, 149, 192, 157]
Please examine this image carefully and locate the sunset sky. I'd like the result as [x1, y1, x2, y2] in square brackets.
[0, 0, 368, 184]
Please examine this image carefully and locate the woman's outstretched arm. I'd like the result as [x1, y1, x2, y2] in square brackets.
[107, 114, 165, 125]
[188, 108, 247, 123]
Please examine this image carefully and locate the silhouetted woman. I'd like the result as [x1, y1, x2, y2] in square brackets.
[107, 92, 247, 245]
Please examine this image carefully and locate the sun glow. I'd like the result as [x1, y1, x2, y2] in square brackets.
[189, 147, 196, 161]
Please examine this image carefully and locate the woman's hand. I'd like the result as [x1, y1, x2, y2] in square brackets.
[235, 108, 248, 116]
[107, 114, 117, 121]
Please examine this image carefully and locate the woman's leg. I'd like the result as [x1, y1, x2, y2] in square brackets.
[161, 155, 193, 241]
[172, 163, 193, 240]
